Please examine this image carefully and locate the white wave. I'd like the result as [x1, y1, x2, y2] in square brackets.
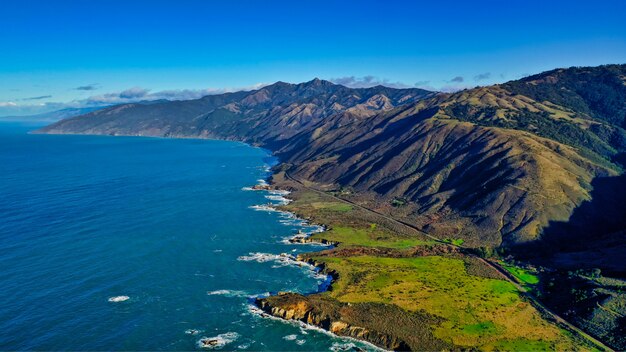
[108, 295, 129, 302]
[241, 186, 255, 191]
[238, 253, 329, 289]
[296, 339, 306, 345]
[247, 305, 385, 351]
[185, 329, 202, 335]
[237, 252, 296, 264]
[279, 219, 306, 227]
[207, 290, 249, 298]
[247, 291, 271, 299]
[283, 334, 298, 341]
[278, 211, 296, 218]
[281, 226, 330, 246]
[197, 332, 240, 349]
[248, 205, 277, 212]
[237, 342, 251, 349]
[331, 342, 359, 351]
[268, 189, 291, 196]
[264, 195, 291, 205]
[256, 179, 268, 186]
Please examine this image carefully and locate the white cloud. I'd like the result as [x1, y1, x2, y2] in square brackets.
[1, 83, 270, 117]
[79, 83, 268, 106]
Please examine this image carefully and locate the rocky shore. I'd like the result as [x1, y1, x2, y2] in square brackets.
[287, 234, 338, 246]
[255, 293, 410, 351]
[247, 181, 449, 351]
[246, 184, 408, 350]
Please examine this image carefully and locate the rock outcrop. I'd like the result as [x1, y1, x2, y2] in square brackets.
[256, 293, 411, 351]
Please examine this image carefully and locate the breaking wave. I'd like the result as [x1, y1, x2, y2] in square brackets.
[197, 332, 240, 349]
[107, 296, 129, 302]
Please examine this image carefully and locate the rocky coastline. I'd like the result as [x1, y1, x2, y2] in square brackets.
[244, 180, 411, 350]
[255, 293, 410, 351]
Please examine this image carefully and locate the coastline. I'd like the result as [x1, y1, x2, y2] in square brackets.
[34, 129, 388, 350]
[241, 178, 337, 295]
[31, 131, 606, 351]
[242, 170, 405, 351]
[243, 174, 403, 351]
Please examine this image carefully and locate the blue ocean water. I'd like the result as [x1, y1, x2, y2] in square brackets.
[0, 122, 373, 351]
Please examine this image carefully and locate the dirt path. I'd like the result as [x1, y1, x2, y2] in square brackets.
[283, 172, 614, 351]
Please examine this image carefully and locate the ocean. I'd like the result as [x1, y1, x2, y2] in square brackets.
[0, 122, 374, 351]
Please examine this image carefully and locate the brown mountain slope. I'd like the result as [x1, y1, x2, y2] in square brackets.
[274, 103, 612, 246]
[37, 66, 624, 248]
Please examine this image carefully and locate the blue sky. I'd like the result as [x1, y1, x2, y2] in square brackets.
[1, 0, 625, 116]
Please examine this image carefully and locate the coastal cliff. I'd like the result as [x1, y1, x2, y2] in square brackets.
[256, 293, 426, 351]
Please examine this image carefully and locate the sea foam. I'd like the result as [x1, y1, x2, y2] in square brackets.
[107, 296, 129, 302]
[207, 290, 249, 298]
[197, 332, 240, 349]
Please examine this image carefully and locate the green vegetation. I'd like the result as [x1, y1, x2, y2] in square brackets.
[282, 189, 434, 248]
[503, 264, 540, 285]
[445, 238, 465, 246]
[390, 197, 407, 207]
[492, 338, 553, 351]
[310, 226, 432, 249]
[311, 202, 353, 212]
[444, 104, 619, 168]
[462, 321, 498, 335]
[312, 254, 584, 350]
[277, 187, 596, 349]
[502, 64, 626, 129]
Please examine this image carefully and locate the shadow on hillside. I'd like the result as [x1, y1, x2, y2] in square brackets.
[512, 169, 626, 277]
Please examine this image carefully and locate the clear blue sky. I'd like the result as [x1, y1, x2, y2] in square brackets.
[1, 0, 625, 115]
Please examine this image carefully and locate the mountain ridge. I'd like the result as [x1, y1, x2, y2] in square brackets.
[37, 65, 626, 250]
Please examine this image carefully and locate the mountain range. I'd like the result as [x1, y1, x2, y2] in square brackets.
[38, 64, 626, 261]
[36, 64, 626, 349]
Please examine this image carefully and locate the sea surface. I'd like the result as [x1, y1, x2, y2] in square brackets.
[0, 122, 375, 351]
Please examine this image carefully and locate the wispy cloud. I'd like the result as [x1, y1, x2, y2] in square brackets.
[74, 84, 99, 91]
[448, 76, 464, 83]
[22, 95, 52, 101]
[330, 76, 412, 89]
[0, 101, 74, 117]
[79, 83, 267, 106]
[1, 83, 270, 117]
[474, 72, 491, 81]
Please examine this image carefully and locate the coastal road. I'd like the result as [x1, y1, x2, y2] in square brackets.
[283, 172, 614, 352]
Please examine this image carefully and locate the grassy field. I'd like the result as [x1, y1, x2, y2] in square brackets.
[310, 226, 432, 249]
[502, 263, 540, 285]
[282, 189, 434, 249]
[273, 186, 591, 350]
[312, 255, 584, 350]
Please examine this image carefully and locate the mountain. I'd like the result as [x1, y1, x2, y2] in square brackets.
[1, 107, 105, 123]
[37, 66, 626, 348]
[38, 80, 433, 143]
[38, 66, 626, 251]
